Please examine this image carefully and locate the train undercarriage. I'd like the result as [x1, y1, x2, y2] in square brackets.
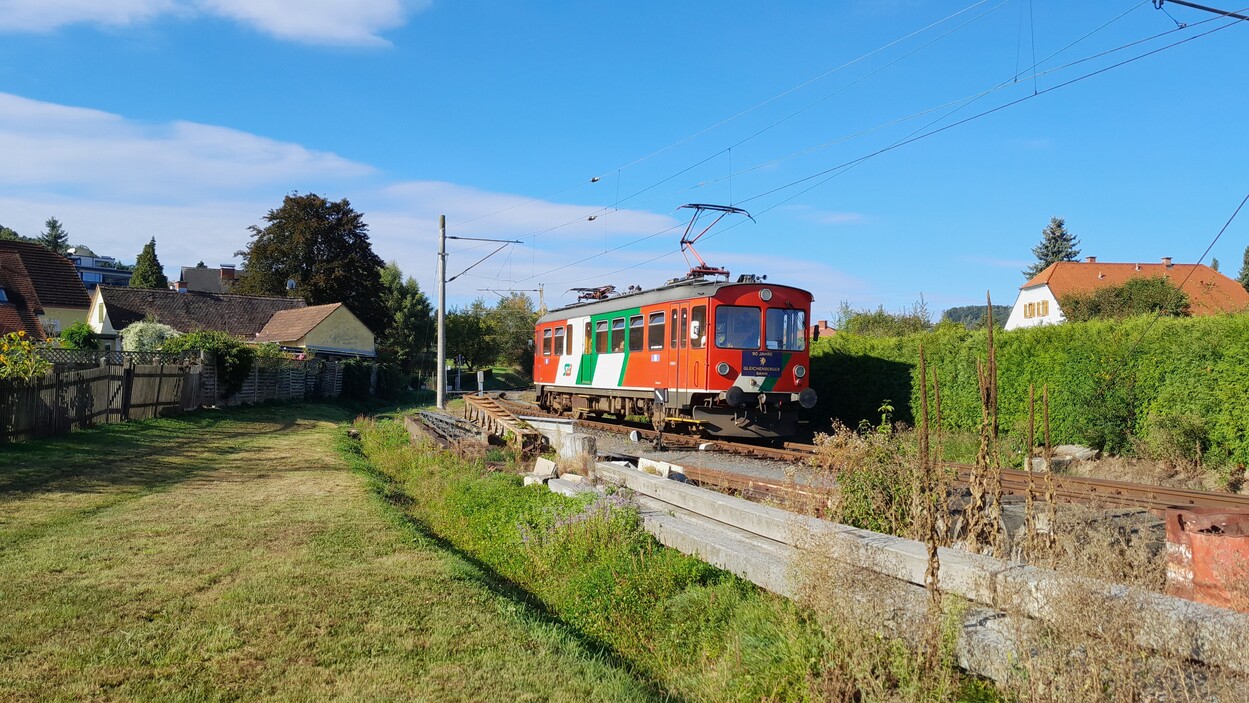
[537, 387, 801, 439]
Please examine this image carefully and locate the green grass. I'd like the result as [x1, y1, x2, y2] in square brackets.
[0, 403, 662, 702]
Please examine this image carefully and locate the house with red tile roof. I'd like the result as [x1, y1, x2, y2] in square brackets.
[0, 241, 91, 339]
[1005, 257, 1249, 331]
[254, 303, 375, 358]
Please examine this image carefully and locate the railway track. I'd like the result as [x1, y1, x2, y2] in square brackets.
[485, 395, 1249, 514]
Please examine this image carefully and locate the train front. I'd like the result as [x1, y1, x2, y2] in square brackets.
[697, 281, 817, 438]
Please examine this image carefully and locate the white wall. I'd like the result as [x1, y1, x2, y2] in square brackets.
[1004, 285, 1063, 330]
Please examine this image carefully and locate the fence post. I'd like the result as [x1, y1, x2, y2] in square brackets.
[121, 363, 134, 421]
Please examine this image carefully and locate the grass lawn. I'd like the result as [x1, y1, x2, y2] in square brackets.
[0, 404, 659, 702]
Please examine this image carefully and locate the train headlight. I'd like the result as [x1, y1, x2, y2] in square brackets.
[794, 364, 806, 379]
[799, 387, 818, 409]
[716, 361, 731, 376]
[759, 288, 773, 301]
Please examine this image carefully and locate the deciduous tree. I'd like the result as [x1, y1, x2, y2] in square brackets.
[1023, 216, 1081, 279]
[235, 193, 387, 335]
[38, 217, 70, 255]
[379, 262, 433, 375]
[129, 237, 169, 289]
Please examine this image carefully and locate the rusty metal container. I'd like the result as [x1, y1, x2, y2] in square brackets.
[1165, 507, 1249, 612]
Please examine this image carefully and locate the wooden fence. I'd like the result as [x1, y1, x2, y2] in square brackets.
[0, 363, 201, 443]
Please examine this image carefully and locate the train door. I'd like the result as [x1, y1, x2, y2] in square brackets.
[666, 302, 704, 395]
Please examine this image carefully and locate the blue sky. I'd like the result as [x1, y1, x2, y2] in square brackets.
[2, 0, 1247, 320]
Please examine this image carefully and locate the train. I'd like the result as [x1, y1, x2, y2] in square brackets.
[533, 273, 817, 439]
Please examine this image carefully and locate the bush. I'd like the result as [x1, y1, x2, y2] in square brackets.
[0, 331, 51, 380]
[810, 314, 1249, 474]
[58, 321, 99, 350]
[1060, 276, 1190, 322]
[119, 321, 181, 352]
[162, 330, 255, 398]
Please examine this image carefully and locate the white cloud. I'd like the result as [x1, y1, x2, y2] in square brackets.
[0, 93, 373, 199]
[0, 0, 429, 46]
[0, 92, 870, 314]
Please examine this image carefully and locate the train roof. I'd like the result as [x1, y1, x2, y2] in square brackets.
[538, 275, 811, 323]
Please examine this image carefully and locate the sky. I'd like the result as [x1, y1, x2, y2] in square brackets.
[1, 0, 1247, 321]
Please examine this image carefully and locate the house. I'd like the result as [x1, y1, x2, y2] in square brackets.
[87, 285, 375, 358]
[89, 286, 306, 351]
[811, 319, 835, 340]
[253, 303, 376, 359]
[0, 241, 91, 337]
[1005, 257, 1249, 330]
[66, 246, 134, 291]
[171, 264, 241, 294]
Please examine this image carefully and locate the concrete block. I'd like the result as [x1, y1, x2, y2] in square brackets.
[523, 473, 546, 487]
[638, 457, 672, 477]
[533, 457, 558, 479]
[548, 477, 595, 497]
[559, 433, 596, 461]
[560, 472, 586, 484]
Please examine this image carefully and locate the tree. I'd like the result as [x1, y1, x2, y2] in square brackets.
[235, 193, 388, 335]
[38, 217, 70, 255]
[445, 299, 495, 369]
[1059, 276, 1190, 322]
[379, 261, 433, 375]
[0, 224, 33, 242]
[58, 321, 100, 350]
[1211, 258, 1220, 272]
[130, 237, 169, 289]
[836, 298, 932, 337]
[1239, 245, 1249, 294]
[940, 305, 1011, 330]
[489, 292, 538, 373]
[1023, 216, 1080, 279]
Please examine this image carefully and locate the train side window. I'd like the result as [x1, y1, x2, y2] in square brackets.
[611, 318, 626, 353]
[670, 308, 678, 348]
[680, 308, 688, 349]
[690, 305, 706, 349]
[565, 324, 573, 354]
[595, 320, 608, 353]
[628, 315, 644, 352]
[542, 328, 552, 356]
[552, 326, 564, 356]
[647, 312, 665, 350]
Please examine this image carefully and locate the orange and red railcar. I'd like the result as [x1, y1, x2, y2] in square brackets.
[533, 275, 817, 439]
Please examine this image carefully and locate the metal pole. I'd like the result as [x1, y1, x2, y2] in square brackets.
[436, 214, 447, 409]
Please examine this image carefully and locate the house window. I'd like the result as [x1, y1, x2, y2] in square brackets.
[542, 328, 552, 356]
[553, 326, 564, 356]
[1039, 300, 1049, 316]
[628, 315, 644, 352]
[97, 303, 105, 323]
[1024, 303, 1035, 319]
[647, 312, 665, 350]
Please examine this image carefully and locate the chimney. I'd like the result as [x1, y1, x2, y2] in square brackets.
[1161, 257, 1173, 267]
[219, 264, 236, 281]
[175, 281, 188, 294]
[1085, 256, 1097, 263]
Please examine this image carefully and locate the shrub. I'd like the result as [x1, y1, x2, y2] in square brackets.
[252, 342, 289, 370]
[1060, 276, 1190, 322]
[162, 330, 255, 397]
[58, 321, 99, 350]
[120, 320, 181, 352]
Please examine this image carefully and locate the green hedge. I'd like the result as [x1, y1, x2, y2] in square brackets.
[809, 315, 1249, 474]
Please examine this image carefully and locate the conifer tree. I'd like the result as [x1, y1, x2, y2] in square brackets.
[38, 217, 70, 255]
[1023, 216, 1081, 279]
[130, 237, 169, 289]
[1238, 245, 1249, 294]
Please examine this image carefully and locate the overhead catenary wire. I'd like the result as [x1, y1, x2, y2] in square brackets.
[525, 10, 1246, 289]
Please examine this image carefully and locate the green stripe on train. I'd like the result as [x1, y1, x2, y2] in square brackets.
[760, 352, 792, 392]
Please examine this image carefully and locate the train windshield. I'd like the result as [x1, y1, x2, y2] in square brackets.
[765, 309, 806, 351]
[714, 306, 761, 349]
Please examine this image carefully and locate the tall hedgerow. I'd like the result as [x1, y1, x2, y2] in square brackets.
[810, 314, 1249, 480]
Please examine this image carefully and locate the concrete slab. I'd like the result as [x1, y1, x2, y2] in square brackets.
[548, 477, 596, 497]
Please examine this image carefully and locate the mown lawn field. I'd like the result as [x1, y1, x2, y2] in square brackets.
[0, 404, 660, 702]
